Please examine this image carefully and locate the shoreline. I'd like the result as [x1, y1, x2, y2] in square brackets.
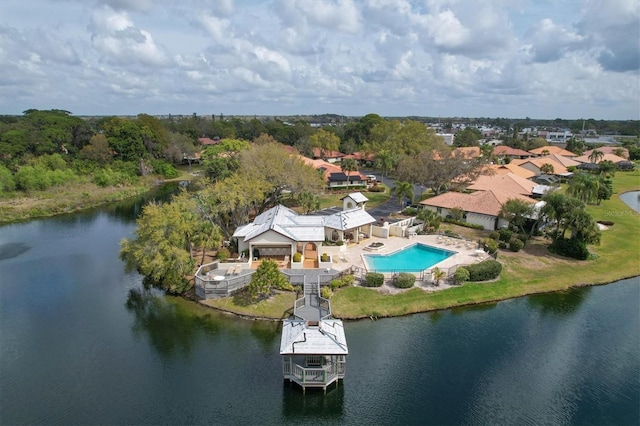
[192, 273, 640, 322]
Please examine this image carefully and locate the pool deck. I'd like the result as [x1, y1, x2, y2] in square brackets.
[333, 234, 488, 275]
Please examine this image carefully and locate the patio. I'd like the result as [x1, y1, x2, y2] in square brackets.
[331, 234, 488, 279]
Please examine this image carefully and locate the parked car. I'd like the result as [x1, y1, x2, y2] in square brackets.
[366, 174, 377, 181]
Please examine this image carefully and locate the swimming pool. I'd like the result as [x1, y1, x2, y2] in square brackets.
[363, 243, 455, 272]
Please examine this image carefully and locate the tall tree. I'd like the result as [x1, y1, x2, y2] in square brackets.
[309, 128, 340, 158]
[120, 192, 215, 293]
[588, 149, 604, 164]
[499, 199, 534, 234]
[567, 172, 600, 204]
[391, 181, 414, 209]
[340, 158, 358, 187]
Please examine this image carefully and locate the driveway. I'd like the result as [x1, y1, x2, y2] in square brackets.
[360, 169, 424, 220]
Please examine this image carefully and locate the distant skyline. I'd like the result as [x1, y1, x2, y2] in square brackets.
[1, 0, 639, 120]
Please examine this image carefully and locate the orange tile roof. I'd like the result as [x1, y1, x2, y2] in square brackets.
[312, 147, 345, 158]
[452, 146, 481, 159]
[468, 173, 536, 196]
[573, 153, 628, 164]
[511, 157, 569, 174]
[487, 163, 536, 179]
[493, 145, 531, 157]
[529, 146, 577, 157]
[420, 190, 535, 217]
[582, 147, 629, 159]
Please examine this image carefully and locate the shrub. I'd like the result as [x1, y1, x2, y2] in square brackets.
[465, 260, 502, 281]
[0, 165, 15, 192]
[488, 231, 500, 240]
[393, 272, 415, 289]
[151, 159, 180, 178]
[498, 228, 513, 242]
[292, 252, 302, 262]
[321, 286, 333, 299]
[498, 241, 508, 249]
[549, 238, 589, 260]
[93, 168, 132, 187]
[330, 274, 354, 290]
[368, 185, 385, 192]
[516, 233, 528, 245]
[217, 247, 230, 261]
[442, 217, 484, 229]
[336, 240, 344, 246]
[342, 274, 355, 286]
[483, 238, 498, 254]
[453, 267, 470, 285]
[402, 207, 418, 216]
[509, 237, 524, 252]
[363, 272, 384, 287]
[320, 253, 329, 262]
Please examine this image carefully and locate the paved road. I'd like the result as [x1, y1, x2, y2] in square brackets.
[360, 169, 424, 221]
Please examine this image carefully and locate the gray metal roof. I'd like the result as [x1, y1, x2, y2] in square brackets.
[233, 204, 376, 242]
[232, 205, 325, 242]
[280, 319, 348, 355]
[323, 208, 377, 231]
[341, 192, 369, 203]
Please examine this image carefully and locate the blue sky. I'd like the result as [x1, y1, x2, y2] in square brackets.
[1, 0, 638, 119]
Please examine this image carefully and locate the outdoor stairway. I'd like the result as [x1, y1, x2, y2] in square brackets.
[294, 278, 330, 322]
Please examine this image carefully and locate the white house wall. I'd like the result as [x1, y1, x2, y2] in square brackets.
[466, 212, 497, 230]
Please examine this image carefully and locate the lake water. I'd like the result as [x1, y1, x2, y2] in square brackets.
[1, 190, 638, 425]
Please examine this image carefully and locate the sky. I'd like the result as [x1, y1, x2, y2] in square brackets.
[1, 0, 639, 119]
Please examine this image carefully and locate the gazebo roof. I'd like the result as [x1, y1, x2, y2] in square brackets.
[280, 320, 348, 355]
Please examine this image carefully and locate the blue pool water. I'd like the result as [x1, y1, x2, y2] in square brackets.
[364, 243, 455, 272]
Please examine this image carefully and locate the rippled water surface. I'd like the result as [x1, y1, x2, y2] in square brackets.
[1, 192, 638, 425]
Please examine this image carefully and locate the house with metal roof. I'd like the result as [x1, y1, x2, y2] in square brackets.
[232, 193, 376, 268]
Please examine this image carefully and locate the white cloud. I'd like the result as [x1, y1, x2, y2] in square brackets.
[0, 0, 637, 118]
[90, 6, 171, 67]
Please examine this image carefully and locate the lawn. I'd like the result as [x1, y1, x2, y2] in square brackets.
[195, 170, 639, 320]
[317, 185, 390, 210]
[331, 169, 640, 319]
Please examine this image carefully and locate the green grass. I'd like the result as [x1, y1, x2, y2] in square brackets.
[317, 185, 391, 210]
[202, 290, 297, 320]
[331, 170, 640, 319]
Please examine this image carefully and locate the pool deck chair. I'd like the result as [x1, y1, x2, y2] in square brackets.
[225, 266, 235, 276]
[233, 264, 243, 275]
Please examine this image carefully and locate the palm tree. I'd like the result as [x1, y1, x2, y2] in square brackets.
[432, 267, 446, 286]
[567, 172, 600, 204]
[340, 158, 358, 187]
[540, 163, 555, 174]
[499, 198, 534, 235]
[374, 149, 397, 177]
[416, 208, 441, 232]
[392, 181, 414, 209]
[588, 149, 604, 164]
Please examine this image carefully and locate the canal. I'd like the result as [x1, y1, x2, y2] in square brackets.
[0, 190, 638, 425]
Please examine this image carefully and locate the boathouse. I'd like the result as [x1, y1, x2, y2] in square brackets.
[280, 279, 348, 391]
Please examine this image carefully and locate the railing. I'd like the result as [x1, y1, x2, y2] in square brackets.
[194, 261, 254, 299]
[288, 362, 339, 385]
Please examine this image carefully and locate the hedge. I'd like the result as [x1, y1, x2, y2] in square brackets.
[549, 238, 590, 260]
[442, 218, 484, 229]
[393, 272, 415, 289]
[363, 272, 384, 287]
[453, 267, 470, 285]
[465, 259, 502, 281]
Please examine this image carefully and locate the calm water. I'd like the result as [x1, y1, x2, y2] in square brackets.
[364, 243, 454, 272]
[1, 191, 638, 425]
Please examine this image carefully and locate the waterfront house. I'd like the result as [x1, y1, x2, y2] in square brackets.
[232, 193, 377, 266]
